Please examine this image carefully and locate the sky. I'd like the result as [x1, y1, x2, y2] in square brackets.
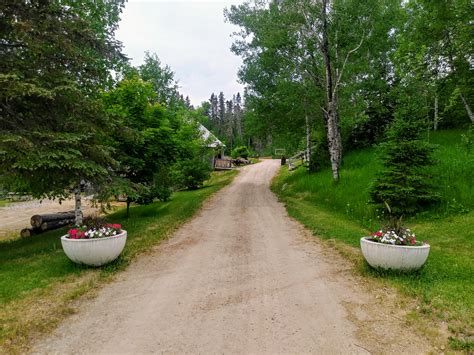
[116, 0, 245, 106]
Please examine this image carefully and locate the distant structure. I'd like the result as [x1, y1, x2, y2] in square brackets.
[198, 123, 226, 167]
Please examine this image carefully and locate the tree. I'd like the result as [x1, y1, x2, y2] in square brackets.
[218, 92, 226, 137]
[234, 93, 244, 145]
[0, 0, 126, 224]
[370, 96, 439, 216]
[394, 0, 473, 129]
[137, 52, 181, 109]
[226, 0, 389, 180]
[102, 77, 179, 217]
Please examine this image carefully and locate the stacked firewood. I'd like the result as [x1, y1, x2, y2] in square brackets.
[20, 211, 79, 237]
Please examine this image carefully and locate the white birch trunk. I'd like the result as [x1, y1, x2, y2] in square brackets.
[74, 186, 83, 226]
[326, 101, 342, 182]
[460, 92, 474, 124]
[306, 114, 311, 164]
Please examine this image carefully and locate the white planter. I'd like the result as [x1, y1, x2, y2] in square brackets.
[360, 237, 430, 271]
[61, 231, 127, 267]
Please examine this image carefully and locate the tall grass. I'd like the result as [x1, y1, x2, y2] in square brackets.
[280, 130, 473, 229]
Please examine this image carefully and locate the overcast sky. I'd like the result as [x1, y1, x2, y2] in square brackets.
[116, 0, 245, 106]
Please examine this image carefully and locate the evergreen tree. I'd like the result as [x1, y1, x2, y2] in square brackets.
[209, 93, 219, 132]
[370, 103, 439, 216]
[218, 92, 226, 137]
[0, 0, 125, 223]
[234, 93, 244, 144]
[224, 99, 234, 148]
[185, 96, 193, 110]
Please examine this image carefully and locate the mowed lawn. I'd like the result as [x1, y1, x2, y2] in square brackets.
[272, 130, 473, 350]
[0, 170, 237, 353]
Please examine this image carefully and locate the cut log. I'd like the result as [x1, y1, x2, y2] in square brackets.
[20, 228, 37, 238]
[40, 219, 75, 232]
[31, 211, 77, 228]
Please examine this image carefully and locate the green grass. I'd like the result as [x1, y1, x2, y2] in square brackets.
[272, 129, 473, 349]
[0, 200, 9, 207]
[0, 170, 237, 352]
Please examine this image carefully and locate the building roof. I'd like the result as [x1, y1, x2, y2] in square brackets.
[198, 123, 225, 148]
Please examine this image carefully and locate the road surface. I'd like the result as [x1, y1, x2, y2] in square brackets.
[33, 159, 429, 354]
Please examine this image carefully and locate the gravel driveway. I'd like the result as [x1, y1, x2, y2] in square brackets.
[32, 159, 430, 354]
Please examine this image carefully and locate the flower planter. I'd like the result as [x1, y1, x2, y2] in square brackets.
[360, 237, 430, 271]
[61, 230, 127, 267]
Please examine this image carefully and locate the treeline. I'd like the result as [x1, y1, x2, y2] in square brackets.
[198, 92, 245, 150]
[0, 1, 212, 221]
[226, 0, 472, 174]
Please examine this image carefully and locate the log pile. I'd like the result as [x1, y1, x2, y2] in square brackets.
[20, 211, 79, 237]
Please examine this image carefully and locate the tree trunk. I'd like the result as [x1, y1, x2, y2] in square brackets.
[40, 219, 75, 231]
[305, 114, 311, 164]
[460, 92, 474, 124]
[74, 186, 83, 226]
[126, 197, 131, 218]
[326, 101, 342, 182]
[434, 95, 439, 131]
[31, 211, 76, 228]
[21, 228, 37, 238]
[321, 0, 342, 182]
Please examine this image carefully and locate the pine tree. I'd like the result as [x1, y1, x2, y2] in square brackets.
[234, 93, 244, 144]
[225, 99, 234, 148]
[185, 96, 193, 110]
[0, 0, 125, 224]
[218, 92, 226, 137]
[209, 93, 219, 133]
[370, 115, 439, 217]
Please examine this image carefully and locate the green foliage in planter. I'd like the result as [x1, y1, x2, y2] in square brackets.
[231, 146, 250, 159]
[370, 117, 439, 216]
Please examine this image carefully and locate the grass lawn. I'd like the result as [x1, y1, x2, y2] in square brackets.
[0, 170, 237, 353]
[272, 130, 473, 350]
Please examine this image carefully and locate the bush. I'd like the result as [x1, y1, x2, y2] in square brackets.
[370, 116, 439, 216]
[172, 158, 211, 190]
[308, 138, 330, 173]
[231, 145, 250, 159]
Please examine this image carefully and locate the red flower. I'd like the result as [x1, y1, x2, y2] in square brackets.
[372, 230, 383, 238]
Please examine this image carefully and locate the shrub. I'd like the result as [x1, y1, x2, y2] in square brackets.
[172, 158, 211, 190]
[231, 145, 250, 159]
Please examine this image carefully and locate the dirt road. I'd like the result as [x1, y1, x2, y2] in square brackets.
[33, 160, 430, 354]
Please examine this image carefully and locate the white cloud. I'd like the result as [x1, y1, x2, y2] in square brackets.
[116, 0, 245, 106]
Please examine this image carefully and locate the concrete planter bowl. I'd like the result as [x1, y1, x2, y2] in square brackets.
[360, 237, 430, 271]
[61, 231, 127, 267]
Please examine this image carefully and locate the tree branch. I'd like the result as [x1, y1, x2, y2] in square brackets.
[332, 33, 364, 98]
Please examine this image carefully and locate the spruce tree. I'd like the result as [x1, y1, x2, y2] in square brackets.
[217, 92, 226, 137]
[0, 0, 125, 206]
[370, 115, 439, 217]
